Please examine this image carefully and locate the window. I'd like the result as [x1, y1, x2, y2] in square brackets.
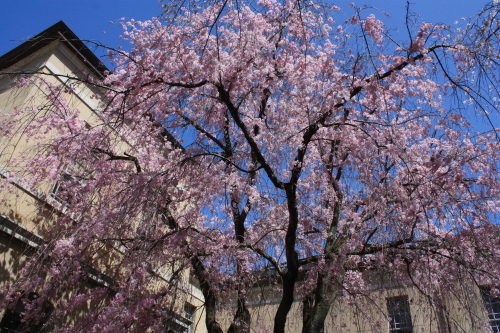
[51, 165, 86, 205]
[482, 289, 500, 333]
[165, 303, 196, 333]
[387, 296, 413, 333]
[0, 292, 52, 333]
[52, 172, 74, 204]
[184, 303, 196, 323]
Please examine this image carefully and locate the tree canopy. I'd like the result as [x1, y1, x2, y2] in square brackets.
[2, 1, 500, 332]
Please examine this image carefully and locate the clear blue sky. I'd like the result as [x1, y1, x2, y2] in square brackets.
[0, 0, 489, 62]
[0, 0, 162, 57]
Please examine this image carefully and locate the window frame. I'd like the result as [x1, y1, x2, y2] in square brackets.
[482, 288, 500, 333]
[386, 295, 413, 333]
[51, 164, 87, 205]
[164, 303, 196, 333]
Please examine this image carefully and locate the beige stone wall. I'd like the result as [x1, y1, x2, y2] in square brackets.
[221, 282, 493, 333]
[0, 40, 105, 236]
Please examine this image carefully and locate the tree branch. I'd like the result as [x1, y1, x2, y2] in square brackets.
[216, 83, 285, 189]
[242, 243, 284, 276]
[92, 147, 142, 173]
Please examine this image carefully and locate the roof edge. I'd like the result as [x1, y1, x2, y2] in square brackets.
[0, 21, 109, 78]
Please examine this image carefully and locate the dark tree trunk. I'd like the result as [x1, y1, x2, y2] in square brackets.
[273, 271, 298, 333]
[302, 155, 344, 333]
[228, 190, 251, 332]
[302, 274, 337, 333]
[274, 183, 301, 333]
[191, 256, 223, 333]
[227, 295, 251, 333]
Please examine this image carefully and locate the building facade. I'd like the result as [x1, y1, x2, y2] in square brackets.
[0, 21, 205, 332]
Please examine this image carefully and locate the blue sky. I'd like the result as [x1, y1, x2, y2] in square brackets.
[0, 0, 489, 62]
[0, 0, 161, 57]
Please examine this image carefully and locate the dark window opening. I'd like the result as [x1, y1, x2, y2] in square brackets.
[164, 303, 196, 333]
[52, 173, 74, 204]
[51, 165, 87, 205]
[482, 289, 500, 333]
[0, 292, 52, 333]
[387, 296, 413, 333]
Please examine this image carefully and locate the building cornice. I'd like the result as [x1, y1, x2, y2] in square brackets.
[0, 21, 108, 79]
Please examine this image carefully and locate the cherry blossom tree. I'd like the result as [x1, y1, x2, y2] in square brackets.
[2, 1, 500, 332]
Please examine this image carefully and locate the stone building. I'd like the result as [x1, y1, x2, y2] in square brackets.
[0, 21, 204, 332]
